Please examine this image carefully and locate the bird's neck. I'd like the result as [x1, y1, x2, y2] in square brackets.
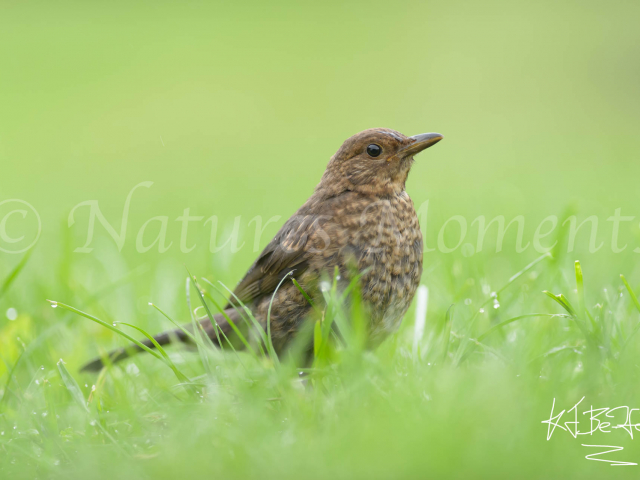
[316, 171, 406, 197]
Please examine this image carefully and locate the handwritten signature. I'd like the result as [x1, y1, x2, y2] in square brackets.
[543, 397, 640, 466]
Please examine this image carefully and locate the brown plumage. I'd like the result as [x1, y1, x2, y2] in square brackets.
[81, 128, 443, 371]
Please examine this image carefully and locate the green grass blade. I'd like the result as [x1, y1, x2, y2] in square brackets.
[0, 350, 24, 409]
[442, 304, 454, 365]
[149, 302, 197, 344]
[201, 278, 256, 356]
[119, 322, 191, 384]
[0, 249, 32, 300]
[497, 252, 551, 297]
[186, 269, 223, 352]
[48, 300, 163, 361]
[57, 359, 124, 453]
[477, 313, 569, 341]
[57, 359, 89, 412]
[218, 282, 270, 356]
[185, 274, 213, 374]
[575, 261, 586, 315]
[621, 274, 640, 313]
[291, 277, 314, 308]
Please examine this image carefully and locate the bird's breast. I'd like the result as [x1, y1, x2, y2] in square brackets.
[340, 192, 424, 339]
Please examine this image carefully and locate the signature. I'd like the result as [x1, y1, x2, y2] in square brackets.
[543, 397, 640, 466]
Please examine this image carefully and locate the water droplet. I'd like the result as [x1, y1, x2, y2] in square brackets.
[148, 302, 153, 306]
[464, 298, 472, 305]
[479, 308, 485, 314]
[6, 308, 18, 321]
[50, 302, 58, 308]
[320, 281, 330, 292]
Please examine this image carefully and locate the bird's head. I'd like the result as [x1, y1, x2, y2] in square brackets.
[318, 128, 443, 196]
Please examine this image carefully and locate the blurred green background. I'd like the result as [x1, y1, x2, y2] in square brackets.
[2, 0, 640, 478]
[2, 0, 640, 278]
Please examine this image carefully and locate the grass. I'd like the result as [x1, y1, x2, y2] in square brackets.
[3, 242, 640, 479]
[1, 0, 639, 477]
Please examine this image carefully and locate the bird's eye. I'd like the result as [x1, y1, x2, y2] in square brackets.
[366, 144, 382, 157]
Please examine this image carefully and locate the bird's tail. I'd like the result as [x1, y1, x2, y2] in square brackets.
[80, 309, 239, 372]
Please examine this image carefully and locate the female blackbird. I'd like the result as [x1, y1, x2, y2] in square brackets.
[82, 128, 443, 371]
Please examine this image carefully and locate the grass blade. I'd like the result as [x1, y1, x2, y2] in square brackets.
[48, 300, 164, 361]
[0, 249, 32, 300]
[477, 313, 569, 341]
[200, 278, 256, 356]
[621, 274, 640, 313]
[185, 275, 213, 374]
[57, 359, 89, 412]
[119, 322, 191, 384]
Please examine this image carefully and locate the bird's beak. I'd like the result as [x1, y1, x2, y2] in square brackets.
[399, 132, 444, 158]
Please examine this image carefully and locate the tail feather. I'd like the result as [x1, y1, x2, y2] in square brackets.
[80, 309, 239, 372]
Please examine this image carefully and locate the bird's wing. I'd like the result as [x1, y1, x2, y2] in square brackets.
[227, 209, 328, 307]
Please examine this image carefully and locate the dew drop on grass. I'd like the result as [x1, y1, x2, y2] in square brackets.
[479, 308, 485, 314]
[50, 302, 58, 308]
[464, 298, 472, 305]
[6, 308, 18, 320]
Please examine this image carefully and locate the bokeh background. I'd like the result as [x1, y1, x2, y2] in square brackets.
[2, 0, 640, 282]
[2, 0, 640, 478]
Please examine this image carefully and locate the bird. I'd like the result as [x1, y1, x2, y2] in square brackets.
[81, 128, 443, 371]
